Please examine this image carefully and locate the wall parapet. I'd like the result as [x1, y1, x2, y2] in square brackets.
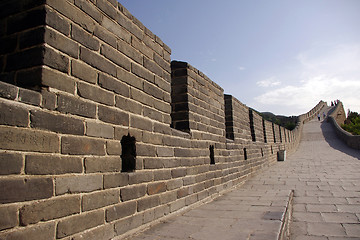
[0, 0, 328, 239]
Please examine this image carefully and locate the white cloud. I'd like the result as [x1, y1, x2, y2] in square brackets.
[254, 43, 360, 115]
[237, 66, 246, 71]
[256, 77, 281, 87]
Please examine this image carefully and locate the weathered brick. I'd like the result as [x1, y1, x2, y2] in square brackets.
[105, 201, 136, 222]
[43, 45, 69, 73]
[156, 146, 174, 157]
[31, 109, 85, 135]
[106, 140, 121, 155]
[130, 115, 153, 131]
[61, 136, 106, 155]
[104, 173, 128, 189]
[85, 156, 121, 173]
[116, 12, 144, 41]
[18, 88, 41, 106]
[44, 26, 78, 58]
[117, 66, 143, 90]
[159, 191, 177, 205]
[115, 95, 143, 115]
[98, 105, 129, 126]
[137, 143, 156, 157]
[26, 154, 82, 175]
[41, 89, 56, 110]
[72, 24, 100, 51]
[42, 67, 76, 94]
[0, 81, 18, 100]
[153, 169, 171, 181]
[0, 101, 28, 127]
[102, 17, 131, 43]
[100, 44, 131, 71]
[57, 94, 96, 118]
[128, 171, 153, 184]
[0, 126, 60, 153]
[55, 175, 102, 195]
[71, 223, 115, 240]
[45, 6, 70, 35]
[137, 195, 160, 212]
[86, 121, 114, 139]
[96, 0, 117, 19]
[130, 87, 154, 108]
[142, 131, 162, 144]
[74, 0, 103, 23]
[114, 213, 142, 236]
[0, 152, 22, 175]
[56, 210, 104, 238]
[120, 185, 146, 201]
[0, 222, 55, 240]
[147, 182, 166, 195]
[144, 81, 163, 100]
[132, 37, 152, 59]
[71, 60, 97, 84]
[78, 81, 115, 105]
[20, 195, 80, 225]
[0, 205, 18, 231]
[94, 25, 117, 48]
[0, 177, 53, 204]
[80, 46, 116, 77]
[18, 27, 44, 50]
[82, 189, 119, 211]
[132, 63, 154, 82]
[167, 179, 183, 191]
[99, 73, 130, 97]
[154, 53, 171, 73]
[172, 168, 187, 178]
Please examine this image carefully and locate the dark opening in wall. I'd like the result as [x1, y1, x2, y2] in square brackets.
[279, 126, 283, 143]
[249, 109, 256, 142]
[261, 148, 264, 157]
[271, 145, 273, 154]
[209, 145, 215, 164]
[243, 148, 247, 160]
[262, 118, 267, 143]
[121, 134, 136, 172]
[224, 94, 235, 140]
[272, 123, 276, 143]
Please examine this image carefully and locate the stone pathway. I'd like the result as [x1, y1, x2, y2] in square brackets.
[123, 107, 360, 240]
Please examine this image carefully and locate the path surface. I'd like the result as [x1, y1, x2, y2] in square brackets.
[124, 107, 360, 240]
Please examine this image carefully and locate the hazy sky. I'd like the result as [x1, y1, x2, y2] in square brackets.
[120, 0, 360, 116]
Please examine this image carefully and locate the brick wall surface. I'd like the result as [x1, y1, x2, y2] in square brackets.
[0, 0, 327, 239]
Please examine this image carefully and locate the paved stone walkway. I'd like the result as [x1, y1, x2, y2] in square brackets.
[124, 107, 360, 240]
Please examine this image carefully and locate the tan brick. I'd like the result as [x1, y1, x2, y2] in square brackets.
[86, 121, 114, 139]
[82, 189, 119, 211]
[121, 185, 146, 201]
[20, 195, 80, 225]
[55, 175, 102, 195]
[71, 223, 115, 240]
[137, 195, 160, 211]
[103, 173, 128, 189]
[105, 201, 136, 222]
[85, 156, 121, 173]
[147, 182, 166, 195]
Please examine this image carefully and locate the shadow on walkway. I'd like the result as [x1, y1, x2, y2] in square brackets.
[320, 120, 360, 160]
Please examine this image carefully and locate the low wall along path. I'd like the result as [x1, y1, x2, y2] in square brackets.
[0, 0, 337, 239]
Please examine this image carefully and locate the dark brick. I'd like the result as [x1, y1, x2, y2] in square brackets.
[85, 156, 121, 173]
[61, 136, 106, 155]
[0, 35, 18, 55]
[116, 12, 143, 41]
[43, 45, 69, 73]
[137, 195, 160, 212]
[0, 81, 18, 100]
[71, 24, 100, 51]
[0, 222, 55, 240]
[5, 46, 44, 72]
[0, 205, 17, 231]
[0, 126, 60, 153]
[114, 213, 142, 236]
[115, 95, 143, 115]
[7, 7, 46, 35]
[45, 6, 70, 35]
[99, 73, 130, 97]
[20, 196, 80, 226]
[74, 0, 103, 23]
[19, 27, 45, 50]
[26, 154, 82, 175]
[130, 87, 154, 107]
[132, 37, 152, 58]
[104, 173, 128, 189]
[147, 182, 166, 195]
[18, 89, 41, 106]
[144, 81, 163, 100]
[86, 121, 114, 139]
[15, 66, 43, 90]
[0, 152, 22, 175]
[44, 26, 79, 58]
[77, 81, 115, 105]
[128, 171, 153, 184]
[106, 140, 121, 155]
[130, 115, 153, 131]
[137, 143, 156, 157]
[0, 177, 53, 204]
[120, 185, 146, 201]
[102, 17, 131, 43]
[80, 46, 116, 77]
[41, 90, 56, 110]
[71, 60, 97, 84]
[171, 168, 187, 178]
[100, 44, 131, 71]
[132, 63, 154, 82]
[154, 53, 171, 73]
[55, 175, 102, 195]
[106, 201, 136, 222]
[82, 189, 119, 212]
[96, 0, 117, 19]
[98, 105, 129, 126]
[0, 101, 28, 127]
[58, 94, 96, 118]
[56, 210, 104, 238]
[41, 67, 76, 94]
[117, 67, 143, 90]
[94, 25, 117, 48]
[71, 223, 114, 240]
[117, 39, 142, 64]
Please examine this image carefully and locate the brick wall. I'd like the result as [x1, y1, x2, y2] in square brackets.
[0, 0, 327, 239]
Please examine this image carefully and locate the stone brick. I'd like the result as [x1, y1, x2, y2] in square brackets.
[0, 205, 18, 231]
[86, 121, 114, 139]
[56, 210, 104, 238]
[117, 65, 143, 90]
[0, 81, 18, 100]
[130, 115, 153, 131]
[18, 88, 41, 106]
[128, 171, 153, 184]
[55, 175, 102, 195]
[45, 6, 70, 35]
[144, 81, 163, 100]
[99, 73, 130, 97]
[172, 168, 187, 178]
[18, 27, 44, 50]
[5, 46, 43, 72]
[0, 126, 60, 153]
[61, 136, 105, 155]
[71, 223, 115, 240]
[58, 94, 96, 118]
[131, 63, 154, 82]
[80, 46, 116, 77]
[105, 201, 136, 222]
[137, 195, 160, 212]
[19, 195, 80, 226]
[154, 53, 171, 73]
[0, 152, 22, 175]
[43, 45, 69, 73]
[0, 35, 18, 55]
[0, 177, 53, 204]
[0, 222, 55, 240]
[156, 146, 174, 157]
[115, 95, 143, 115]
[102, 17, 131, 44]
[42, 67, 76, 94]
[74, 0, 103, 24]
[104, 173, 128, 189]
[100, 44, 131, 71]
[78, 81, 115, 105]
[117, 38, 143, 65]
[71, 60, 97, 84]
[98, 105, 129, 126]
[44, 26, 78, 58]
[147, 182, 166, 195]
[114, 213, 142, 236]
[82, 189, 119, 211]
[120, 185, 146, 201]
[169, 198, 186, 213]
[159, 191, 177, 205]
[94, 25, 117, 48]
[71, 24, 99, 51]
[116, 11, 144, 41]
[6, 7, 46, 35]
[25, 154, 82, 175]
[167, 179, 183, 191]
[153, 169, 171, 181]
[85, 156, 121, 173]
[41, 89, 56, 110]
[0, 101, 28, 127]
[106, 140, 121, 155]
[16, 67, 41, 88]
[132, 37, 152, 59]
[144, 57, 163, 77]
[30, 109, 85, 135]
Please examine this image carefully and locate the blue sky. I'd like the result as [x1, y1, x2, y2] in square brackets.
[120, 0, 360, 116]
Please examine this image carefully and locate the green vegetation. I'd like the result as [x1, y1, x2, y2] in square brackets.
[341, 110, 360, 135]
[260, 112, 298, 130]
